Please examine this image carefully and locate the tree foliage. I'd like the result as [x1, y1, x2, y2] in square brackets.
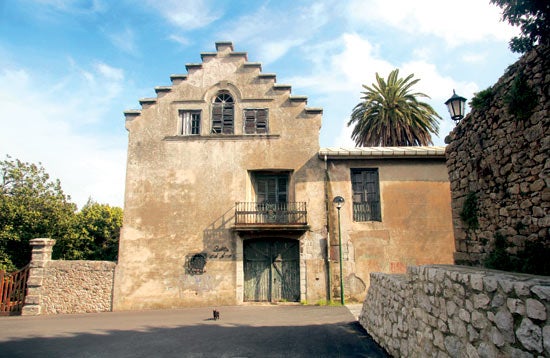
[0, 156, 76, 270]
[54, 200, 122, 261]
[0, 156, 122, 271]
[490, 0, 550, 53]
[347, 69, 441, 147]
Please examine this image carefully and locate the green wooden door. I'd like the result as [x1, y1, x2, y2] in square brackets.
[243, 238, 300, 302]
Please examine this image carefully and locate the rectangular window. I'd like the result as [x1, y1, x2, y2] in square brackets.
[244, 109, 268, 134]
[351, 168, 381, 221]
[179, 110, 201, 135]
[254, 173, 288, 204]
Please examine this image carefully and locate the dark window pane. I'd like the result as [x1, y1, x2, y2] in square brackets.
[351, 169, 381, 222]
[212, 92, 234, 134]
[243, 109, 269, 134]
[179, 110, 201, 135]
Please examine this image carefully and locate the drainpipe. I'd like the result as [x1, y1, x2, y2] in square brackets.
[323, 154, 332, 303]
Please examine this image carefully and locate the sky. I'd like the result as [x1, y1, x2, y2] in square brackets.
[0, 0, 520, 209]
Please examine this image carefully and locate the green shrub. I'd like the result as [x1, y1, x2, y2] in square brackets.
[505, 71, 537, 121]
[470, 87, 494, 111]
[460, 192, 479, 230]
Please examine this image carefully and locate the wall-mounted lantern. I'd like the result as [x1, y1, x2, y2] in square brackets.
[445, 90, 467, 123]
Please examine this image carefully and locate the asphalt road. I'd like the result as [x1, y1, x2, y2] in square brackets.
[0, 305, 388, 358]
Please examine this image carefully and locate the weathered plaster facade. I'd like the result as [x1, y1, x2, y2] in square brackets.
[113, 42, 455, 310]
[322, 148, 455, 301]
[114, 42, 326, 310]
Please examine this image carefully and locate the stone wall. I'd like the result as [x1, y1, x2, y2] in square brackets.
[445, 44, 549, 269]
[360, 265, 550, 357]
[22, 238, 116, 315]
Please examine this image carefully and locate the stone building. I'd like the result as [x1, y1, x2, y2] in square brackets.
[113, 42, 455, 310]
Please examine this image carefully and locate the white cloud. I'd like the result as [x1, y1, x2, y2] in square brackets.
[461, 52, 487, 63]
[0, 62, 128, 208]
[286, 33, 477, 147]
[31, 0, 106, 15]
[146, 0, 221, 30]
[95, 62, 124, 81]
[107, 26, 138, 55]
[288, 34, 393, 93]
[346, 0, 518, 46]
[222, 2, 332, 64]
[168, 34, 191, 46]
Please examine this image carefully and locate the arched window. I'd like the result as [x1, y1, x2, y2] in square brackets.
[211, 91, 234, 134]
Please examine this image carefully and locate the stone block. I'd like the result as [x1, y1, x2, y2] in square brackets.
[459, 308, 471, 323]
[470, 274, 484, 291]
[491, 293, 506, 308]
[490, 326, 505, 347]
[503, 347, 534, 358]
[526, 298, 546, 320]
[447, 300, 458, 317]
[467, 324, 479, 342]
[516, 318, 542, 353]
[23, 295, 40, 305]
[495, 309, 515, 342]
[543, 325, 550, 354]
[21, 305, 40, 316]
[531, 285, 550, 301]
[477, 342, 499, 358]
[433, 329, 445, 350]
[498, 278, 514, 294]
[515, 282, 532, 297]
[483, 276, 498, 292]
[473, 293, 490, 309]
[471, 310, 487, 330]
[507, 298, 526, 315]
[444, 336, 464, 357]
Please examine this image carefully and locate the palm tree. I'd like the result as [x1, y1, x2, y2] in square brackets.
[347, 69, 441, 146]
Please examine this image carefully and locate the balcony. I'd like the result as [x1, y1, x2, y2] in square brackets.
[234, 202, 308, 232]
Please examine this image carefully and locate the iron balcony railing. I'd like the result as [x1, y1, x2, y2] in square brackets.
[235, 202, 307, 226]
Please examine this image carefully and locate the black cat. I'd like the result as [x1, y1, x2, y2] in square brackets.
[213, 309, 220, 320]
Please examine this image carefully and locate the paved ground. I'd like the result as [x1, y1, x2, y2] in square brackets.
[0, 305, 387, 358]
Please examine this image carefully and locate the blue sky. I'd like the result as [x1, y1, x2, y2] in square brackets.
[0, 0, 519, 208]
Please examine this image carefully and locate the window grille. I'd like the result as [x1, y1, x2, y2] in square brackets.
[351, 168, 381, 221]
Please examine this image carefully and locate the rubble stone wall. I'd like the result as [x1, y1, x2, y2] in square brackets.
[40, 260, 116, 314]
[445, 44, 549, 268]
[360, 265, 550, 357]
[22, 238, 115, 315]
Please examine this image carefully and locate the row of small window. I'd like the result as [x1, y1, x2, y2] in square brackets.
[179, 108, 268, 135]
[251, 169, 381, 222]
[251, 169, 382, 223]
[179, 93, 268, 135]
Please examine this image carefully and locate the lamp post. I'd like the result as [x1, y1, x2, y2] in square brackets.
[333, 196, 345, 305]
[444, 90, 467, 123]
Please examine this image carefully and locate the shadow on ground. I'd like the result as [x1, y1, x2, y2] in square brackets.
[0, 320, 388, 358]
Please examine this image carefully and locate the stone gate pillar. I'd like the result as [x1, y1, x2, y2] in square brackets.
[21, 238, 55, 316]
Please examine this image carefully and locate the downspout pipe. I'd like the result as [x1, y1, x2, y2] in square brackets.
[323, 154, 332, 303]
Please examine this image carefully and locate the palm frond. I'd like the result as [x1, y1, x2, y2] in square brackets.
[348, 69, 441, 147]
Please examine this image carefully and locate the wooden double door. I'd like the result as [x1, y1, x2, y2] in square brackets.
[243, 238, 300, 302]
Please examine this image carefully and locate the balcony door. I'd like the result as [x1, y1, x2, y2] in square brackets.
[254, 173, 288, 223]
[254, 173, 288, 204]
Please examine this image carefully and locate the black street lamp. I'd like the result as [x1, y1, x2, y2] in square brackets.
[445, 90, 467, 123]
[332, 196, 345, 305]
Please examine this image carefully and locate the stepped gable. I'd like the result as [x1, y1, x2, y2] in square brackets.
[123, 41, 321, 126]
